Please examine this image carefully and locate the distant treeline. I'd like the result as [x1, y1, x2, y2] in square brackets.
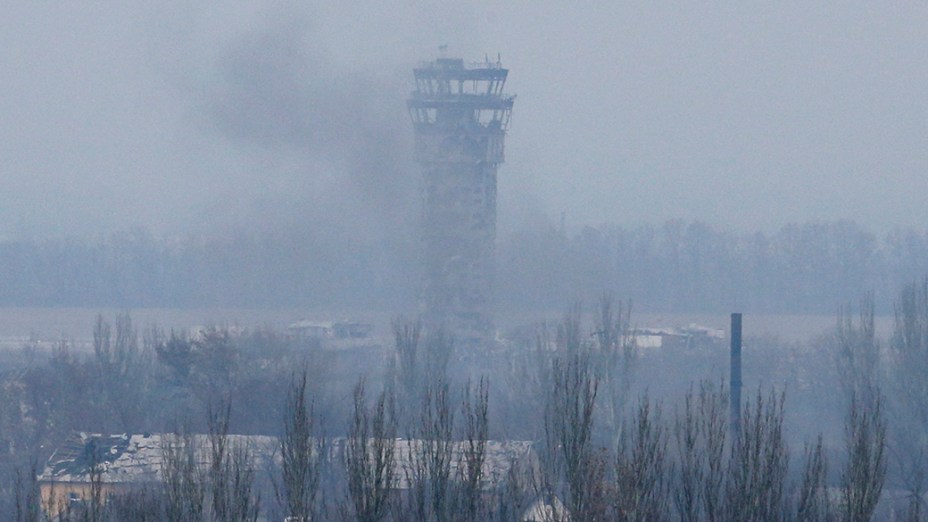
[0, 227, 419, 309]
[500, 219, 928, 314]
[1, 220, 926, 312]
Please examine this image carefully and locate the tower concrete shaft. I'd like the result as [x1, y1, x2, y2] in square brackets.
[408, 57, 514, 343]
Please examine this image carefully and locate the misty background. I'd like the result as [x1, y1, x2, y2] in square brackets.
[2, 2, 928, 314]
[2, 4, 928, 519]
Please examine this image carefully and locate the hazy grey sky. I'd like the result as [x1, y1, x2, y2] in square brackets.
[2, 2, 927, 240]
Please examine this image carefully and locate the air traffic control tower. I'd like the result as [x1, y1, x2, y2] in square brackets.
[408, 56, 514, 344]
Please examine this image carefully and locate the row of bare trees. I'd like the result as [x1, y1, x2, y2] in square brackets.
[541, 374, 885, 521]
[530, 296, 889, 522]
[5, 289, 915, 521]
[832, 280, 928, 521]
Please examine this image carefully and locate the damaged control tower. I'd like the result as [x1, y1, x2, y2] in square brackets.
[408, 56, 514, 344]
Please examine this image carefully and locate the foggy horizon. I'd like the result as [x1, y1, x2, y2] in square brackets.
[3, 5, 927, 518]
[4, 2, 928, 242]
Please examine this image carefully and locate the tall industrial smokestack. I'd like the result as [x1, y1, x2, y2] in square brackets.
[407, 55, 514, 345]
[730, 312, 743, 440]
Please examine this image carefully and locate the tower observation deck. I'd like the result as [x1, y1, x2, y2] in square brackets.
[408, 56, 514, 344]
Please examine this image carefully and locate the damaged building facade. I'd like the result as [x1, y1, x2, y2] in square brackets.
[408, 56, 514, 344]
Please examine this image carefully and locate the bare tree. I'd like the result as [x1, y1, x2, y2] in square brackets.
[556, 304, 583, 354]
[82, 437, 106, 522]
[226, 441, 261, 522]
[103, 486, 165, 521]
[698, 381, 729, 522]
[673, 380, 728, 522]
[423, 326, 455, 387]
[616, 395, 670, 522]
[840, 388, 887, 522]
[161, 430, 205, 522]
[704, 385, 732, 522]
[392, 317, 422, 409]
[208, 399, 232, 522]
[405, 380, 456, 521]
[835, 294, 880, 406]
[796, 435, 829, 522]
[457, 377, 490, 522]
[13, 459, 40, 522]
[673, 386, 701, 522]
[725, 389, 789, 522]
[544, 344, 600, 521]
[207, 398, 260, 522]
[593, 294, 636, 440]
[343, 379, 396, 522]
[890, 279, 928, 510]
[93, 313, 147, 431]
[491, 456, 533, 522]
[278, 369, 321, 521]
